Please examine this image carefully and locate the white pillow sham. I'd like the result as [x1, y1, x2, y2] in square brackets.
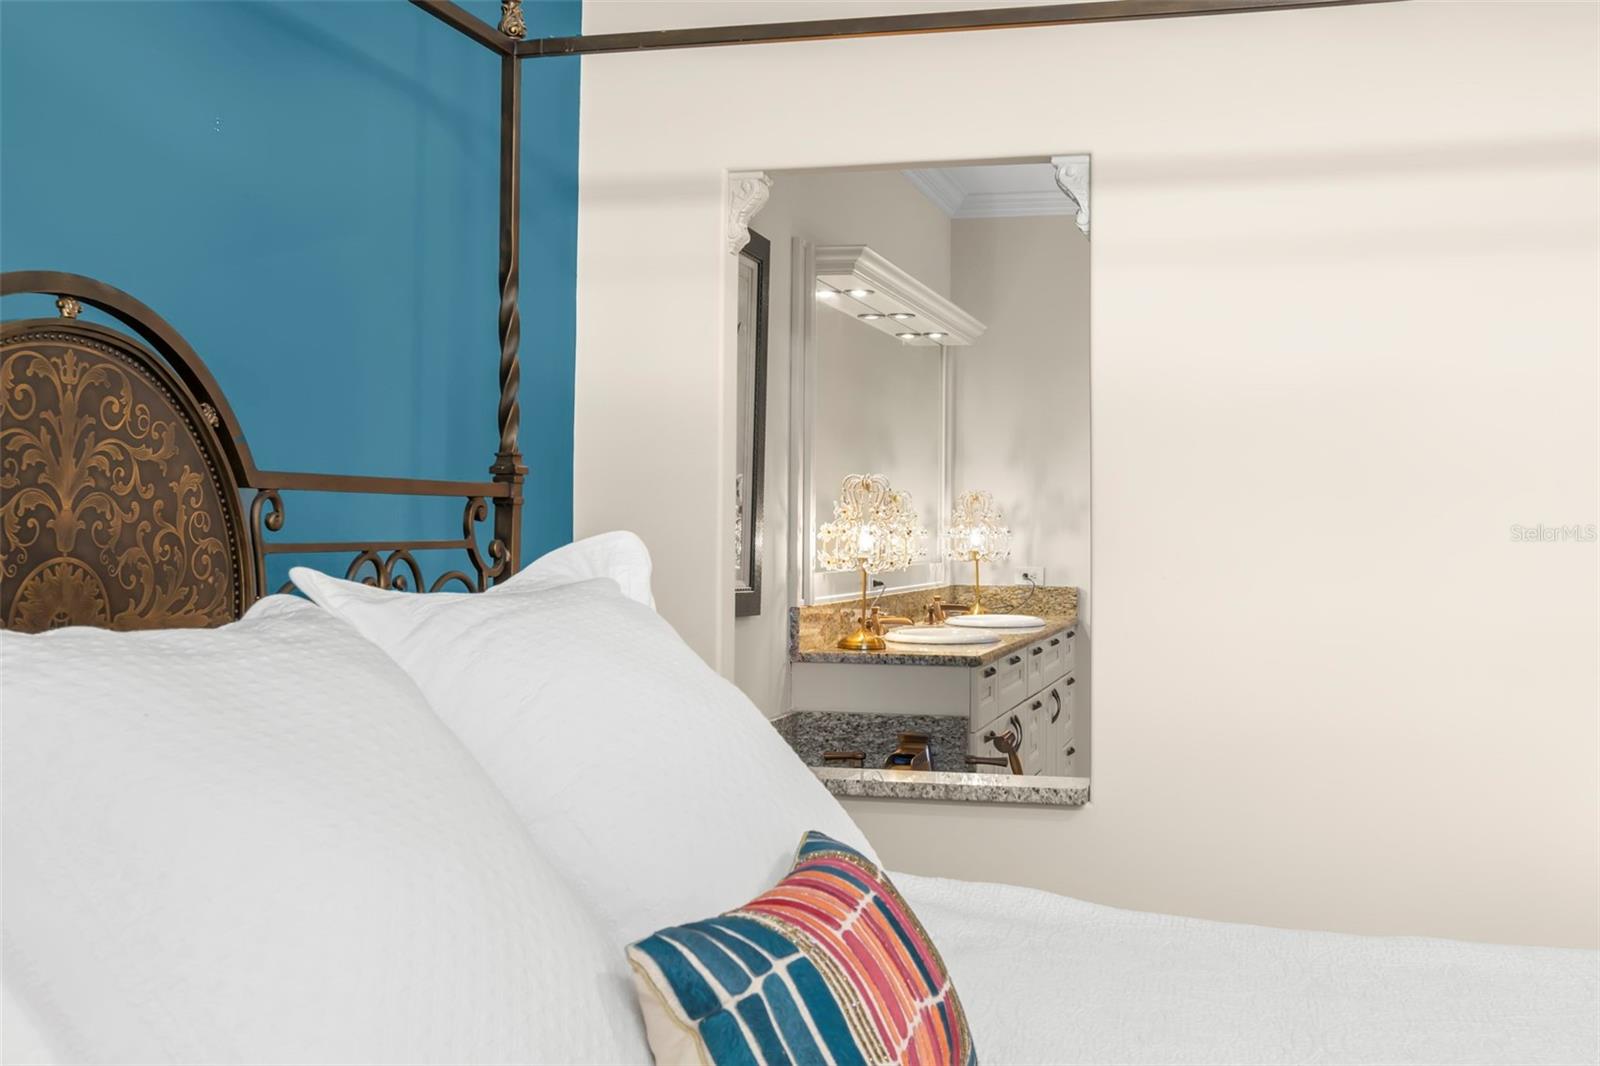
[1, 597, 648, 1065]
[292, 540, 877, 942]
[513, 528, 655, 608]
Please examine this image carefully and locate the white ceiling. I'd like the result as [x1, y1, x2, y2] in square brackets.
[902, 163, 1074, 219]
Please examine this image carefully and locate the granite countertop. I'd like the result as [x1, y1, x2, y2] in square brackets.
[813, 767, 1090, 806]
[790, 583, 1078, 667]
[793, 615, 1076, 667]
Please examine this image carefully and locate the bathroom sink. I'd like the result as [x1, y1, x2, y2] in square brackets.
[945, 613, 1047, 629]
[882, 625, 1002, 646]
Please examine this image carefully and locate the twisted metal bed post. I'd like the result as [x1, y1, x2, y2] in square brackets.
[489, 30, 527, 581]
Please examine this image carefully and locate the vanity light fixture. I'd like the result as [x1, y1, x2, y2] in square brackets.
[816, 474, 927, 651]
[815, 245, 986, 347]
[946, 490, 1012, 615]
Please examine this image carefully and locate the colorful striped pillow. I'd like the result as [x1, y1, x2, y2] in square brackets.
[626, 831, 977, 1065]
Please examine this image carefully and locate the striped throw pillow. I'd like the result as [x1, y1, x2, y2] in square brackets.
[626, 831, 976, 1065]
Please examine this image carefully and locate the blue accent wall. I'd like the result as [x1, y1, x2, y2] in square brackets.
[0, 0, 581, 584]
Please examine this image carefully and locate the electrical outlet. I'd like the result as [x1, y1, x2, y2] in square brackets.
[1019, 564, 1046, 586]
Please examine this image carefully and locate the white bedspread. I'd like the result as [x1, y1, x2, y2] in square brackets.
[897, 874, 1599, 1065]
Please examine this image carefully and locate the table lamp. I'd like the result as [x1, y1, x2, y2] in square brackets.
[816, 473, 927, 651]
[946, 490, 1011, 615]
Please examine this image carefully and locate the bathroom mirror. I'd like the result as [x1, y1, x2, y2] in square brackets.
[730, 157, 1093, 806]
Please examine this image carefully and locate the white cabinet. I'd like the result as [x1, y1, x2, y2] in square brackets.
[790, 623, 1087, 781]
[966, 632, 1083, 778]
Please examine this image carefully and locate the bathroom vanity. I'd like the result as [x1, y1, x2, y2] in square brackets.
[775, 584, 1089, 806]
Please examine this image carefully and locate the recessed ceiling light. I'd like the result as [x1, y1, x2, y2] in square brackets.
[895, 332, 918, 340]
[816, 289, 837, 299]
[858, 313, 883, 321]
[926, 332, 946, 340]
[888, 312, 915, 321]
[846, 288, 873, 298]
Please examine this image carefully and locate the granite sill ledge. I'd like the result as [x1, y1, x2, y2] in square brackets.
[813, 766, 1090, 807]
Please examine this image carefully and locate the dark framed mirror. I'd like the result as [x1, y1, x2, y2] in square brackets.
[734, 228, 769, 616]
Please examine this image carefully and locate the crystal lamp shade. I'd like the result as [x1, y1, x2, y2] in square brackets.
[946, 490, 1012, 562]
[816, 474, 927, 575]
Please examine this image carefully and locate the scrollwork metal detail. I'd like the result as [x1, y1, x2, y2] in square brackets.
[248, 491, 510, 596]
[1, 331, 241, 631]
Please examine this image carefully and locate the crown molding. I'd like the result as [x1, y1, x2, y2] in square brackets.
[951, 190, 1078, 219]
[904, 164, 1088, 223]
[902, 168, 966, 217]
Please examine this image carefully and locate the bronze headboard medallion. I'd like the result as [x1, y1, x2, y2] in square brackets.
[2, 321, 247, 632]
[2, 271, 524, 633]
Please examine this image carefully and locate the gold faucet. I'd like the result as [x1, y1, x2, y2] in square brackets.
[867, 606, 915, 636]
[925, 596, 971, 625]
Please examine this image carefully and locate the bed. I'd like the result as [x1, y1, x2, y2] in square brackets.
[3, 271, 1595, 1066]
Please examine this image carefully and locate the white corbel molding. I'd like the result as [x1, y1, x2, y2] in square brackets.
[727, 171, 772, 255]
[1051, 154, 1091, 238]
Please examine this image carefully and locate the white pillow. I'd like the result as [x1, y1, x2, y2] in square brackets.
[291, 552, 877, 943]
[514, 529, 655, 608]
[1, 597, 649, 1065]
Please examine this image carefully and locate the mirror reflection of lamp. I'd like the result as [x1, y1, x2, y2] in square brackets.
[946, 490, 1012, 615]
[817, 474, 927, 651]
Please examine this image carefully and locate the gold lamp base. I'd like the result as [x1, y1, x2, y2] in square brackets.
[837, 564, 886, 651]
[967, 555, 988, 614]
[836, 623, 887, 652]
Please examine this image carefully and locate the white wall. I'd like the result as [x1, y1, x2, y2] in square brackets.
[729, 168, 955, 717]
[811, 309, 946, 599]
[952, 215, 1091, 595]
[575, 0, 1599, 947]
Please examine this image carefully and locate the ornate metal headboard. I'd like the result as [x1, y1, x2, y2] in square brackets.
[1, 271, 524, 632]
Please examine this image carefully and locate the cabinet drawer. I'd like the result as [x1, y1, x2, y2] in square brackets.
[1030, 627, 1081, 685]
[1027, 629, 1073, 690]
[973, 650, 1029, 720]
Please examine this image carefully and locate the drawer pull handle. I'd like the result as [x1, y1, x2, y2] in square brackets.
[982, 666, 997, 678]
[1065, 746, 1076, 757]
[979, 727, 1024, 776]
[1031, 647, 1043, 656]
[1007, 655, 1021, 666]
[1030, 700, 1042, 710]
[1065, 630, 1076, 639]
[1049, 689, 1062, 723]
[1049, 638, 1060, 647]
[1065, 676, 1076, 686]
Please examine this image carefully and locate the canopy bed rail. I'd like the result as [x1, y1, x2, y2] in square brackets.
[507, 0, 1400, 58]
[0, 270, 521, 632]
